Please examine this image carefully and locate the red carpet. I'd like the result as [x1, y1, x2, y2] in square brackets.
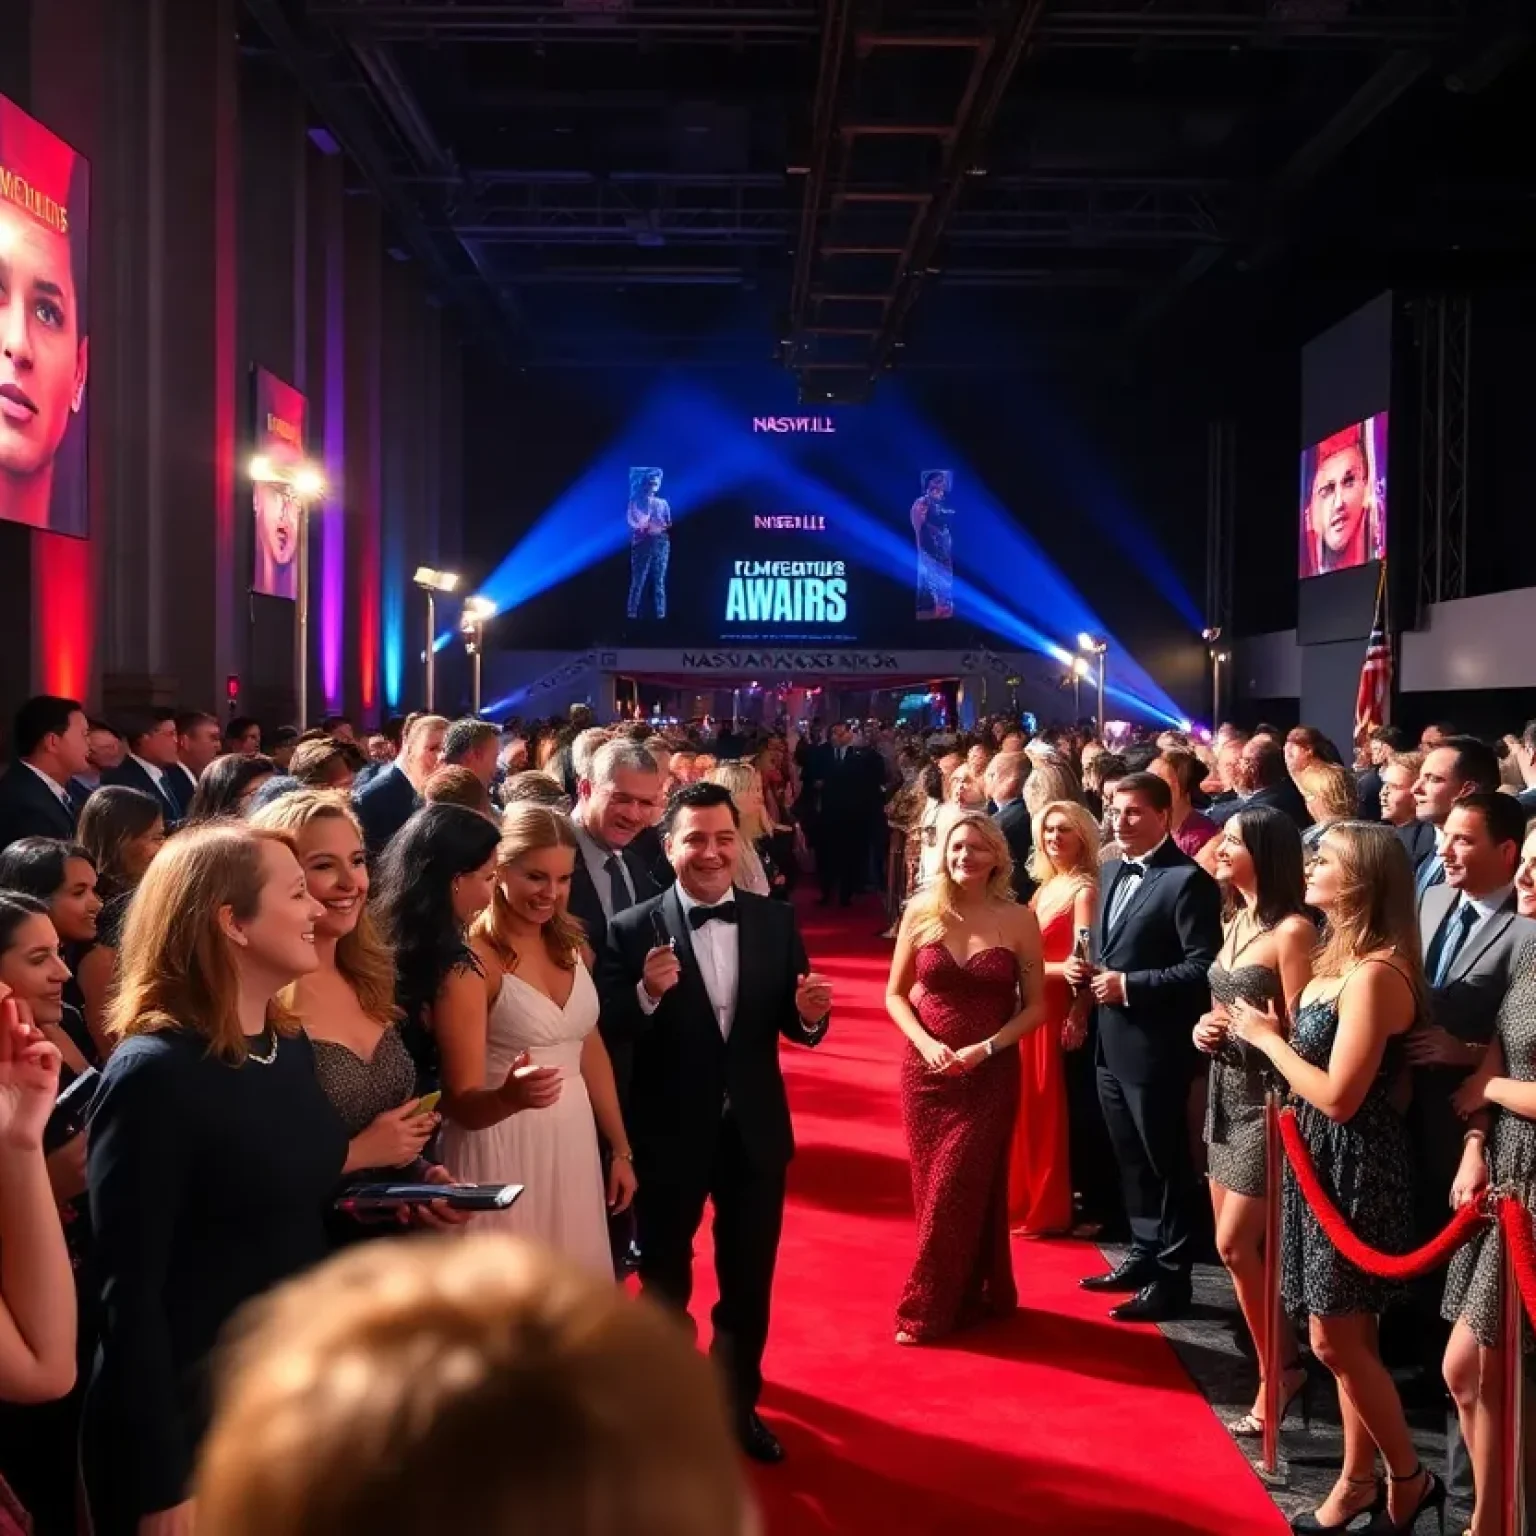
[690, 898, 1290, 1535]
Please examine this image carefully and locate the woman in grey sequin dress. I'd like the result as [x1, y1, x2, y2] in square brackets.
[1193, 805, 1315, 1437]
[1229, 822, 1437, 1536]
[1440, 930, 1536, 1536]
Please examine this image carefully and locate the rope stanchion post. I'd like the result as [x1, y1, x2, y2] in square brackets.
[1501, 1204, 1526, 1536]
[1261, 1088, 1285, 1480]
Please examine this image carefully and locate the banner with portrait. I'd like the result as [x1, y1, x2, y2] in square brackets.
[0, 93, 90, 538]
[251, 367, 307, 601]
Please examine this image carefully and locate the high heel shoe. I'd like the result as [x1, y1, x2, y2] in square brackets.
[1290, 1476, 1384, 1533]
[1228, 1360, 1313, 1438]
[1364, 1465, 1446, 1534]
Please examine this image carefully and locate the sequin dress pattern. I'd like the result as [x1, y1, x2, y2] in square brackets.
[1203, 962, 1283, 1198]
[1442, 935, 1536, 1346]
[897, 942, 1020, 1340]
[1281, 985, 1412, 1317]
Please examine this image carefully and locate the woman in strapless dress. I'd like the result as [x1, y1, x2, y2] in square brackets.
[885, 810, 1045, 1344]
[1193, 805, 1315, 1438]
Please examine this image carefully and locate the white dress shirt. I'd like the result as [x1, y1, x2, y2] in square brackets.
[22, 760, 76, 815]
[1437, 883, 1515, 965]
[574, 818, 634, 923]
[638, 885, 739, 1040]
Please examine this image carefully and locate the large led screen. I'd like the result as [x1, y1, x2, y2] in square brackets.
[0, 93, 90, 538]
[250, 368, 308, 601]
[1298, 412, 1387, 579]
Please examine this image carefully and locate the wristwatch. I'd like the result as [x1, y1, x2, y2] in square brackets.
[983, 1037, 997, 1059]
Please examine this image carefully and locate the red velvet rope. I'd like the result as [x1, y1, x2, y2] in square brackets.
[1278, 1108, 1487, 1279]
[1499, 1197, 1536, 1333]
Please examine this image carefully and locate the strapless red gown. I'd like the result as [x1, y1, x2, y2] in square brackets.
[896, 942, 1020, 1340]
[1006, 900, 1074, 1233]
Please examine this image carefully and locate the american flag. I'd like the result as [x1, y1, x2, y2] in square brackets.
[1353, 564, 1392, 748]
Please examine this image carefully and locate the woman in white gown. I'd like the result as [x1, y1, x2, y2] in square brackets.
[437, 804, 637, 1279]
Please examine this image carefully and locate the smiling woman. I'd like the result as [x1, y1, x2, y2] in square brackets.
[0, 94, 90, 537]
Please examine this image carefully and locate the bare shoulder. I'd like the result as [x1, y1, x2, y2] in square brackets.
[1344, 952, 1416, 1019]
[1275, 914, 1319, 949]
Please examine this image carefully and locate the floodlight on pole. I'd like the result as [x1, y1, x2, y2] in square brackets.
[460, 595, 498, 714]
[413, 567, 463, 711]
[1077, 634, 1109, 738]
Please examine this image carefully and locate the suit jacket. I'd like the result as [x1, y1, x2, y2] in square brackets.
[567, 843, 661, 966]
[1355, 766, 1383, 822]
[164, 762, 198, 819]
[799, 743, 882, 830]
[598, 886, 825, 1177]
[992, 799, 1036, 905]
[1092, 838, 1222, 1085]
[353, 764, 420, 854]
[1419, 887, 1535, 1047]
[102, 757, 183, 827]
[0, 762, 79, 851]
[1394, 818, 1436, 871]
[1209, 778, 1311, 832]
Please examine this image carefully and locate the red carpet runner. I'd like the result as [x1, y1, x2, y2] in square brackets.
[689, 898, 1290, 1535]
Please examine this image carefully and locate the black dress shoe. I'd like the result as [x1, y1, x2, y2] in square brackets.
[737, 1411, 785, 1464]
[1109, 1278, 1192, 1323]
[1079, 1255, 1156, 1293]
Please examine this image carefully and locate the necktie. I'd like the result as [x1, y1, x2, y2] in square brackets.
[1430, 902, 1478, 987]
[689, 901, 738, 930]
[1106, 863, 1144, 932]
[1416, 852, 1446, 897]
[604, 853, 632, 915]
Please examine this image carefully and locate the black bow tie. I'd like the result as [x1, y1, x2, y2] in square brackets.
[689, 902, 738, 930]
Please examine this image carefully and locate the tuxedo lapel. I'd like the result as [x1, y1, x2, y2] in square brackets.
[733, 894, 768, 1046]
[1108, 862, 1164, 946]
[1419, 885, 1455, 956]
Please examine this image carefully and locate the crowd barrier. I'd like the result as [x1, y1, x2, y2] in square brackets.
[1261, 1095, 1529, 1530]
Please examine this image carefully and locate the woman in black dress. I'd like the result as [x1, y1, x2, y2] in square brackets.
[75, 786, 166, 1058]
[1230, 822, 1439, 1535]
[83, 823, 349, 1536]
[1192, 805, 1314, 1439]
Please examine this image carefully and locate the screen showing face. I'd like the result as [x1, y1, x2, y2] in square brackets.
[1298, 412, 1387, 579]
[0, 94, 90, 538]
[251, 368, 307, 601]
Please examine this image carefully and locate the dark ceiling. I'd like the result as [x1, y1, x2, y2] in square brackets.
[244, 0, 1532, 398]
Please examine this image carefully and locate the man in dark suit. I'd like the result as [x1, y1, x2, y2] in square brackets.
[102, 709, 187, 828]
[1070, 771, 1222, 1322]
[599, 781, 832, 1464]
[1210, 736, 1310, 832]
[985, 749, 1035, 904]
[1411, 736, 1502, 897]
[0, 695, 91, 852]
[800, 722, 882, 907]
[1356, 725, 1407, 823]
[168, 710, 223, 816]
[353, 713, 447, 854]
[1380, 751, 1436, 868]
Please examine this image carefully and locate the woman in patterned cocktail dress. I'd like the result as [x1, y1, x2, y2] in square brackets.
[1440, 928, 1536, 1536]
[1229, 822, 1440, 1536]
[1193, 805, 1315, 1439]
[885, 811, 1044, 1344]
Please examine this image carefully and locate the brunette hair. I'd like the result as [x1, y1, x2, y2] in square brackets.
[107, 823, 302, 1063]
[474, 804, 584, 972]
[194, 1236, 746, 1536]
[500, 771, 570, 811]
[77, 784, 164, 896]
[423, 765, 493, 816]
[187, 753, 278, 822]
[288, 738, 355, 789]
[247, 791, 399, 1025]
[1225, 805, 1310, 930]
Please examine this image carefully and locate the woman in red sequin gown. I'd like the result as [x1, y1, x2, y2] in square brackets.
[886, 810, 1046, 1343]
[1007, 800, 1099, 1235]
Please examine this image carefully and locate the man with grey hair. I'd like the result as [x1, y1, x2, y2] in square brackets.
[354, 713, 448, 853]
[442, 717, 500, 791]
[569, 726, 613, 790]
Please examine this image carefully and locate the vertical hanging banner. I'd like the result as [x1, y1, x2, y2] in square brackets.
[0, 92, 90, 537]
[251, 367, 307, 601]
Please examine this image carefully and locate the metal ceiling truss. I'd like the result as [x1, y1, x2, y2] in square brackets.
[306, 1, 1461, 51]
[786, 0, 1047, 401]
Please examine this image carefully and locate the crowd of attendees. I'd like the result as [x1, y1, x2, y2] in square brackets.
[0, 691, 1534, 1532]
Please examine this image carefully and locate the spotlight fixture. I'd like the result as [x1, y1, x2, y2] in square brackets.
[413, 566, 461, 594]
[413, 568, 463, 711]
[460, 596, 498, 714]
[1201, 626, 1222, 642]
[248, 454, 276, 483]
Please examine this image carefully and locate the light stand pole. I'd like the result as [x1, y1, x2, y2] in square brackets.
[414, 567, 462, 714]
[461, 595, 497, 716]
[1202, 627, 1226, 731]
[1078, 634, 1108, 739]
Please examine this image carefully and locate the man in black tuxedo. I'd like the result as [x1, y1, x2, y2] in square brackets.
[599, 781, 832, 1464]
[353, 713, 447, 854]
[102, 709, 187, 828]
[985, 749, 1035, 904]
[800, 722, 882, 907]
[167, 710, 222, 817]
[0, 695, 91, 852]
[1070, 771, 1221, 1322]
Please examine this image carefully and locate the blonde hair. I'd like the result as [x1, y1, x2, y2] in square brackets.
[706, 761, 768, 841]
[1313, 822, 1427, 1011]
[1296, 761, 1358, 823]
[248, 791, 399, 1025]
[1023, 760, 1080, 819]
[1028, 799, 1101, 886]
[194, 1236, 747, 1536]
[905, 809, 1016, 947]
[473, 803, 584, 971]
[107, 823, 301, 1063]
